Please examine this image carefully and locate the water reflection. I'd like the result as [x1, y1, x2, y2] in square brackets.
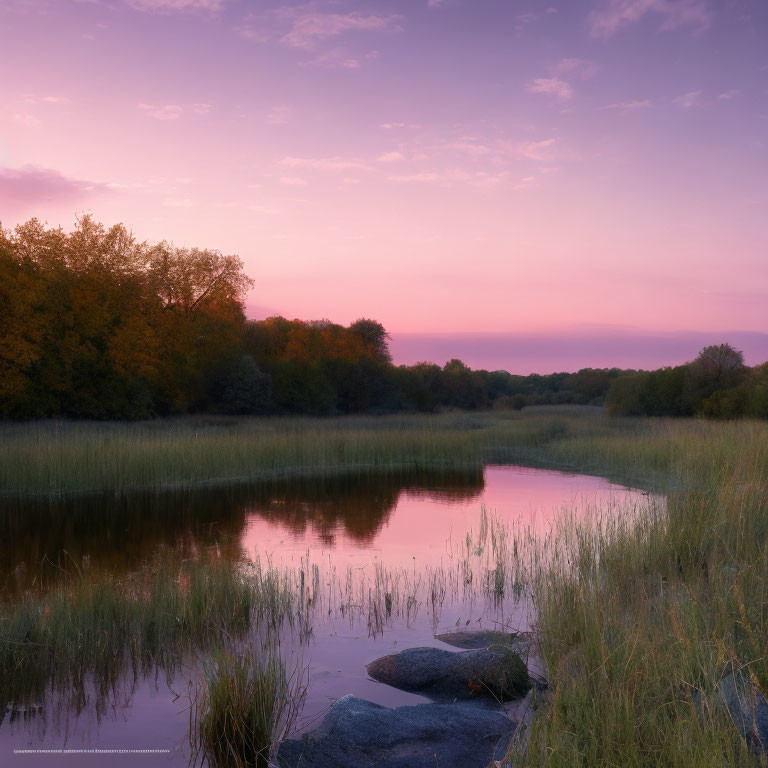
[0, 469, 484, 594]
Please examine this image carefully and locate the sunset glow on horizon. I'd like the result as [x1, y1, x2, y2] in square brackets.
[1, 0, 766, 370]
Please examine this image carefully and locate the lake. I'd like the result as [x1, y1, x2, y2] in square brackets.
[0, 465, 659, 766]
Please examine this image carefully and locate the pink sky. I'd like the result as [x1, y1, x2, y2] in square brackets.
[1, 0, 766, 370]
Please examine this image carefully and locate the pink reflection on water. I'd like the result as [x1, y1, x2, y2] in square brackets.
[240, 465, 650, 571]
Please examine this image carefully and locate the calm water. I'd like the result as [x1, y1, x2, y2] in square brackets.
[0, 466, 658, 766]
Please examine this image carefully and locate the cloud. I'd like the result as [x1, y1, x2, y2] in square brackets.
[22, 94, 71, 104]
[599, 99, 651, 113]
[279, 155, 371, 172]
[279, 176, 309, 186]
[527, 77, 573, 100]
[126, 0, 225, 12]
[515, 138, 557, 161]
[277, 9, 400, 50]
[388, 168, 511, 187]
[441, 140, 492, 159]
[191, 103, 212, 114]
[138, 103, 184, 120]
[163, 197, 194, 208]
[12, 113, 42, 128]
[589, 0, 711, 38]
[265, 105, 292, 125]
[673, 89, 701, 108]
[305, 47, 364, 69]
[718, 89, 739, 100]
[377, 151, 405, 163]
[0, 165, 107, 213]
[380, 121, 420, 130]
[555, 57, 598, 79]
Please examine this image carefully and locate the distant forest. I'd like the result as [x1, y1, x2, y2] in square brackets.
[1, 217, 766, 420]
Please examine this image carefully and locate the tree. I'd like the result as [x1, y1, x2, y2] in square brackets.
[349, 318, 392, 363]
[217, 355, 273, 414]
[691, 344, 746, 392]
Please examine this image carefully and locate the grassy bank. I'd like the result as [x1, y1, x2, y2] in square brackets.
[503, 416, 768, 767]
[0, 407, 759, 497]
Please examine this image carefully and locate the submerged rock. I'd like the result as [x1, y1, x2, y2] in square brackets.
[366, 646, 531, 702]
[277, 695, 516, 768]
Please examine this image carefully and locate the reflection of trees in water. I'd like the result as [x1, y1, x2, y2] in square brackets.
[244, 470, 484, 545]
[0, 469, 484, 593]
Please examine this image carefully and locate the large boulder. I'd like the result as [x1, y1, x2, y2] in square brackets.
[366, 646, 531, 702]
[277, 695, 516, 768]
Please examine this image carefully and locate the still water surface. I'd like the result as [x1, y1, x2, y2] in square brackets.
[0, 466, 657, 766]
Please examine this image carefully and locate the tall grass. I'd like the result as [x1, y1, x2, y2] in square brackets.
[190, 648, 305, 768]
[500, 417, 768, 767]
[0, 411, 603, 497]
[0, 557, 295, 720]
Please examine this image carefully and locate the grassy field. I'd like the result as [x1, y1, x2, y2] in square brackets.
[1, 409, 767, 765]
[0, 409, 605, 496]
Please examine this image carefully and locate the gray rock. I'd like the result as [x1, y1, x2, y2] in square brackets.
[277, 695, 516, 768]
[718, 666, 768, 757]
[366, 646, 531, 702]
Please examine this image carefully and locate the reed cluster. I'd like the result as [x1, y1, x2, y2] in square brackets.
[0, 557, 294, 720]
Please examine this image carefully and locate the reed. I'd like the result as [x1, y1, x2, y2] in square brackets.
[0, 557, 295, 720]
[191, 648, 305, 768]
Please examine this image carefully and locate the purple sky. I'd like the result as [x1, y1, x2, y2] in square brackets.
[1, 0, 766, 371]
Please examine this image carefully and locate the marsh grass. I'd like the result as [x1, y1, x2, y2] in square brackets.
[500, 418, 768, 767]
[190, 647, 305, 768]
[0, 557, 295, 721]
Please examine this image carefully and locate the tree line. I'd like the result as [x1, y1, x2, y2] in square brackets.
[605, 344, 768, 419]
[1, 218, 765, 420]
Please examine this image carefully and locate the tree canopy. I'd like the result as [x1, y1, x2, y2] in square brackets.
[1, 217, 765, 420]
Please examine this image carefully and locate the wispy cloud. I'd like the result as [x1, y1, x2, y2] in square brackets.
[0, 165, 107, 213]
[599, 99, 651, 113]
[377, 151, 405, 163]
[277, 8, 400, 50]
[589, 0, 711, 38]
[304, 46, 373, 69]
[137, 102, 211, 119]
[265, 105, 292, 125]
[22, 94, 71, 104]
[279, 155, 371, 172]
[388, 168, 511, 187]
[527, 77, 573, 100]
[441, 140, 492, 159]
[138, 103, 184, 120]
[527, 59, 596, 101]
[514, 138, 557, 161]
[279, 176, 309, 186]
[126, 0, 225, 12]
[718, 89, 739, 100]
[673, 89, 701, 108]
[555, 57, 598, 79]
